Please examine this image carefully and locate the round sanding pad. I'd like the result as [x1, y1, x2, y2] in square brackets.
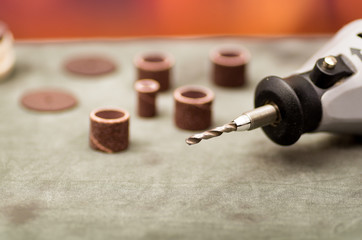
[65, 56, 116, 76]
[21, 89, 77, 112]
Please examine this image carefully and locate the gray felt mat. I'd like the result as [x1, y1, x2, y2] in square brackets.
[0, 37, 361, 240]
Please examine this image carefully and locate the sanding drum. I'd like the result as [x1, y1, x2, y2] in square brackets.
[174, 85, 214, 131]
[89, 108, 130, 153]
[135, 79, 160, 118]
[210, 46, 250, 87]
[0, 21, 15, 81]
[134, 52, 174, 91]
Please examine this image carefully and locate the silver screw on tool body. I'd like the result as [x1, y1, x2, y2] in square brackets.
[322, 56, 337, 69]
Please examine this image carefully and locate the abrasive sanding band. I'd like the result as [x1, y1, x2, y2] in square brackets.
[134, 52, 174, 91]
[135, 79, 160, 118]
[89, 108, 130, 153]
[210, 47, 250, 87]
[174, 85, 214, 131]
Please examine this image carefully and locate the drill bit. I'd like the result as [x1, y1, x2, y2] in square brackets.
[185, 122, 237, 145]
[186, 104, 279, 145]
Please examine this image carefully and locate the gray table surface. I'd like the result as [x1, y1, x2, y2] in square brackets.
[0, 37, 361, 240]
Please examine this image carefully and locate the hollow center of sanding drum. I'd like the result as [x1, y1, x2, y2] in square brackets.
[143, 55, 165, 62]
[181, 90, 207, 99]
[95, 110, 125, 119]
[139, 80, 158, 90]
[140, 80, 154, 87]
[220, 51, 240, 57]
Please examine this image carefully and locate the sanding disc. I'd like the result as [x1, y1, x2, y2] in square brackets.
[64, 56, 116, 76]
[21, 89, 77, 112]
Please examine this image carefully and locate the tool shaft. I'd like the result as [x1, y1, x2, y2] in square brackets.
[244, 104, 279, 130]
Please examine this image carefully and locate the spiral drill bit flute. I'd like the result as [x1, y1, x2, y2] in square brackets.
[186, 20, 362, 146]
[186, 104, 279, 145]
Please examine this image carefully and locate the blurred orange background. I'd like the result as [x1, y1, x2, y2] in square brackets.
[1, 0, 361, 39]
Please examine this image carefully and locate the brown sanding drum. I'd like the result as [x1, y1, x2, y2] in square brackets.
[210, 47, 250, 87]
[89, 108, 130, 153]
[134, 52, 174, 91]
[135, 79, 160, 118]
[174, 85, 214, 131]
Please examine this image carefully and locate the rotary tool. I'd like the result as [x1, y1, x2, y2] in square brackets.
[186, 19, 362, 146]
